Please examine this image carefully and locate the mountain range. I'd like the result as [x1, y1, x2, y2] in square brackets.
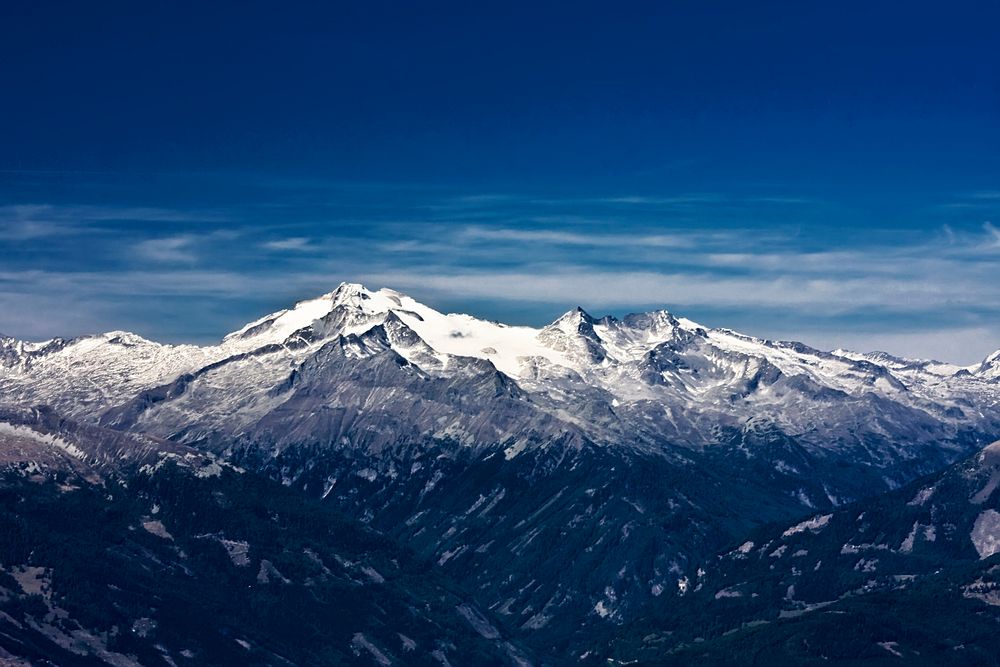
[1, 283, 999, 665]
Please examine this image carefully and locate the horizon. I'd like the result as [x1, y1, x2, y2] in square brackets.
[2, 1, 998, 363]
[4, 280, 996, 367]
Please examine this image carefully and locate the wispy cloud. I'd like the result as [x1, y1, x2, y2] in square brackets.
[983, 222, 1000, 245]
[567, 194, 724, 206]
[0, 205, 98, 240]
[261, 237, 314, 251]
[0, 220, 69, 241]
[356, 266, 997, 315]
[456, 226, 696, 248]
[938, 191, 1000, 210]
[134, 236, 200, 263]
[131, 230, 240, 264]
[0, 203, 228, 225]
[427, 191, 816, 213]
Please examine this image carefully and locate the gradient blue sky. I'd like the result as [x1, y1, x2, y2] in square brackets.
[1, 1, 999, 362]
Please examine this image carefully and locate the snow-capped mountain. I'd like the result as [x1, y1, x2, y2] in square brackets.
[972, 349, 1000, 382]
[1, 282, 998, 655]
[2, 282, 996, 460]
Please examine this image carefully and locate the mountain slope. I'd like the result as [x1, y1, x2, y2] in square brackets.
[0, 409, 531, 666]
[609, 440, 1000, 665]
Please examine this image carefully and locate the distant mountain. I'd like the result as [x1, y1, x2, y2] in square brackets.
[610, 440, 1000, 665]
[2, 283, 996, 463]
[1, 283, 998, 658]
[0, 408, 530, 666]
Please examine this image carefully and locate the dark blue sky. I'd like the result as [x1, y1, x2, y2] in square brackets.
[1, 1, 998, 362]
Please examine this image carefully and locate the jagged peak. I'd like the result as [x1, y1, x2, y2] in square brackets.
[224, 283, 407, 346]
[325, 281, 373, 303]
[974, 349, 1000, 379]
[333, 280, 368, 293]
[539, 308, 607, 364]
[618, 309, 685, 331]
[545, 307, 598, 335]
[551, 306, 593, 322]
[862, 350, 908, 364]
[100, 330, 155, 345]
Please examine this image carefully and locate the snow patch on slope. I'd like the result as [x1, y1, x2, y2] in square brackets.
[0, 421, 86, 460]
[782, 514, 832, 537]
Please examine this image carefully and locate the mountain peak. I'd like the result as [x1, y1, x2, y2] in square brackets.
[540, 307, 606, 363]
[548, 307, 596, 330]
[328, 281, 371, 299]
[976, 349, 1000, 380]
[325, 282, 414, 314]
